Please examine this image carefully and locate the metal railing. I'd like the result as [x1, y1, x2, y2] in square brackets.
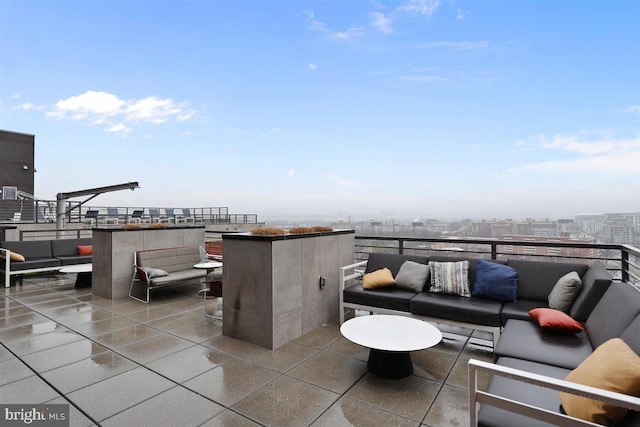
[355, 235, 640, 285]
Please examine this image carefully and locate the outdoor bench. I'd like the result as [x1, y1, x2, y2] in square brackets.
[129, 246, 206, 303]
[0, 238, 92, 287]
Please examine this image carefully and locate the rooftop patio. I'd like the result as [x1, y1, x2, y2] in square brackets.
[0, 274, 493, 427]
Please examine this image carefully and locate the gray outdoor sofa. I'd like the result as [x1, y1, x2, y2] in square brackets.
[0, 238, 92, 287]
[339, 253, 612, 347]
[340, 252, 640, 425]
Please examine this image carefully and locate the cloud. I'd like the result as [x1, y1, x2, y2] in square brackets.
[288, 169, 295, 177]
[397, 0, 441, 16]
[45, 90, 196, 136]
[14, 102, 35, 110]
[306, 10, 364, 41]
[508, 134, 640, 175]
[457, 9, 469, 19]
[370, 12, 393, 34]
[329, 173, 364, 189]
[308, 63, 319, 71]
[310, 20, 364, 41]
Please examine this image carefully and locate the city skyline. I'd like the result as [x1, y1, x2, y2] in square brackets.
[1, 0, 639, 219]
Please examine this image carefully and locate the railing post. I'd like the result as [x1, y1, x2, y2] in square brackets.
[491, 242, 497, 260]
[622, 247, 630, 282]
[399, 239, 404, 254]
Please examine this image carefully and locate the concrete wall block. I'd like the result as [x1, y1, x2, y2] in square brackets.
[224, 239, 272, 317]
[272, 239, 303, 316]
[223, 308, 273, 349]
[273, 307, 303, 349]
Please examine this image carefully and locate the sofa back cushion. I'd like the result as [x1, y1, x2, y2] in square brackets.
[137, 247, 201, 273]
[51, 238, 92, 258]
[585, 281, 640, 349]
[505, 260, 588, 301]
[364, 253, 428, 277]
[569, 262, 612, 322]
[620, 314, 640, 357]
[0, 240, 53, 260]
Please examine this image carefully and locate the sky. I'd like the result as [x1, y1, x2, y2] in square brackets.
[1, 0, 639, 221]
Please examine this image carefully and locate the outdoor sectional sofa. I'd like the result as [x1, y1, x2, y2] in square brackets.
[0, 238, 92, 287]
[340, 252, 640, 425]
[339, 253, 612, 347]
[474, 279, 640, 426]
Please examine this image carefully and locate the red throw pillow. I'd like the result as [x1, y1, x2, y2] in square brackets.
[529, 308, 585, 333]
[77, 245, 93, 256]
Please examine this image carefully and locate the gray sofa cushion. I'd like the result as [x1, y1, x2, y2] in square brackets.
[495, 319, 593, 370]
[394, 260, 430, 292]
[569, 261, 612, 322]
[56, 255, 91, 266]
[410, 292, 502, 326]
[364, 253, 428, 276]
[548, 271, 582, 313]
[478, 357, 572, 427]
[8, 258, 61, 271]
[1, 240, 53, 260]
[585, 281, 640, 349]
[51, 238, 92, 258]
[620, 314, 640, 356]
[500, 299, 547, 325]
[506, 260, 588, 302]
[343, 284, 416, 312]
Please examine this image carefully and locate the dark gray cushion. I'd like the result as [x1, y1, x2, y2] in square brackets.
[570, 262, 612, 322]
[51, 238, 92, 258]
[394, 261, 430, 292]
[501, 299, 547, 325]
[495, 319, 593, 369]
[410, 292, 502, 326]
[364, 253, 428, 276]
[1, 240, 53, 260]
[56, 255, 92, 266]
[585, 281, 640, 349]
[548, 271, 582, 313]
[343, 283, 416, 312]
[506, 260, 588, 301]
[478, 357, 572, 427]
[620, 314, 640, 357]
[7, 258, 61, 271]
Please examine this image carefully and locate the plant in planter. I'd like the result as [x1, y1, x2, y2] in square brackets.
[251, 227, 287, 236]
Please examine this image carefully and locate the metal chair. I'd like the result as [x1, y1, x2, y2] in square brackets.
[130, 209, 144, 223]
[148, 208, 161, 223]
[84, 210, 100, 226]
[182, 208, 194, 223]
[106, 207, 121, 224]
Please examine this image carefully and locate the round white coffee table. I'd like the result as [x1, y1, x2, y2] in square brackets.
[340, 314, 442, 379]
[59, 264, 93, 288]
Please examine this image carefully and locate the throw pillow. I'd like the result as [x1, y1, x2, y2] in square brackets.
[362, 268, 395, 290]
[548, 271, 582, 313]
[560, 338, 640, 425]
[1, 251, 26, 262]
[77, 245, 93, 256]
[429, 261, 471, 297]
[473, 259, 518, 302]
[529, 308, 585, 333]
[394, 261, 430, 292]
[142, 267, 169, 279]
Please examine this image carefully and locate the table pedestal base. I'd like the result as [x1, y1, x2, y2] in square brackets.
[74, 272, 92, 289]
[367, 349, 413, 379]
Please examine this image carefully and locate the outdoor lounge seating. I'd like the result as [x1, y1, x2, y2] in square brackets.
[472, 280, 640, 426]
[0, 238, 92, 286]
[129, 246, 206, 303]
[339, 253, 612, 347]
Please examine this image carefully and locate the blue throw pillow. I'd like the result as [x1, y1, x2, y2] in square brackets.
[473, 259, 518, 302]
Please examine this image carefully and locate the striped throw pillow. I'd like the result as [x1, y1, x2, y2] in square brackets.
[429, 261, 471, 297]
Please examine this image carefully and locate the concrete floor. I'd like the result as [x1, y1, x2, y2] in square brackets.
[0, 275, 493, 426]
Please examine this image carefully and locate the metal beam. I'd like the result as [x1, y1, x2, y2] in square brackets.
[56, 182, 140, 236]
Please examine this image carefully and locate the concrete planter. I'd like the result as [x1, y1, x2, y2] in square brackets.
[92, 225, 205, 299]
[222, 229, 355, 349]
